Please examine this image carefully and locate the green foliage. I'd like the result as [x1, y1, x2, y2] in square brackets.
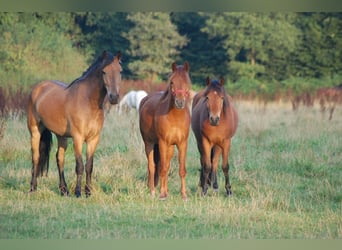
[122, 12, 188, 81]
[0, 12, 341, 98]
[201, 12, 301, 82]
[0, 12, 88, 91]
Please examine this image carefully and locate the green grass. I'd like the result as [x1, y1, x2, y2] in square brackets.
[0, 101, 341, 239]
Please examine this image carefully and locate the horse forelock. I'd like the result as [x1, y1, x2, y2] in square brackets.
[204, 80, 229, 113]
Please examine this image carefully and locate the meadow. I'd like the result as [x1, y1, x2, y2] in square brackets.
[0, 100, 341, 239]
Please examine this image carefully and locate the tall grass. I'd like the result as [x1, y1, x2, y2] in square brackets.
[0, 101, 341, 239]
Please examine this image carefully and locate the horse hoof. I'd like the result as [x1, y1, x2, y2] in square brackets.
[75, 191, 81, 198]
[182, 195, 188, 201]
[226, 190, 233, 196]
[159, 194, 168, 201]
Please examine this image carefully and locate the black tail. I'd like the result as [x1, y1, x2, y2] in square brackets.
[153, 144, 160, 187]
[37, 129, 52, 177]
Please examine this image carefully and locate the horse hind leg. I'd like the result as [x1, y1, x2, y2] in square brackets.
[222, 143, 232, 196]
[29, 127, 52, 193]
[56, 136, 69, 196]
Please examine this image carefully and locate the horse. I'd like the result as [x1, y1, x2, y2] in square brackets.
[27, 50, 122, 197]
[317, 84, 342, 120]
[191, 77, 238, 196]
[117, 90, 148, 114]
[139, 62, 192, 200]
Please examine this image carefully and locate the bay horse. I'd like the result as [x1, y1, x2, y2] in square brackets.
[191, 77, 238, 196]
[27, 51, 122, 197]
[139, 62, 191, 200]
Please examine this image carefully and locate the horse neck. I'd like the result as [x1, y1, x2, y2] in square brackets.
[71, 75, 106, 109]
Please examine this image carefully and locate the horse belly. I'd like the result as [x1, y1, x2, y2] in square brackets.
[34, 83, 69, 136]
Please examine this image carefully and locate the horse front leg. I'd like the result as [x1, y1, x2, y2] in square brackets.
[177, 141, 188, 200]
[56, 136, 69, 196]
[73, 137, 84, 198]
[200, 140, 212, 196]
[158, 141, 173, 200]
[85, 136, 100, 197]
[222, 141, 232, 196]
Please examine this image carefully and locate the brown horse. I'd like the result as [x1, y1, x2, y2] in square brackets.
[27, 51, 122, 197]
[139, 62, 191, 200]
[191, 77, 238, 196]
[317, 84, 342, 120]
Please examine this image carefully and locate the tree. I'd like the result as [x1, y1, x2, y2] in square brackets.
[291, 13, 342, 79]
[201, 12, 301, 82]
[75, 12, 131, 62]
[123, 12, 187, 81]
[171, 12, 227, 84]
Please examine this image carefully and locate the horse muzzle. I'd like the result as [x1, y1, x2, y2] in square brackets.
[209, 115, 220, 126]
[108, 93, 119, 104]
[174, 98, 186, 109]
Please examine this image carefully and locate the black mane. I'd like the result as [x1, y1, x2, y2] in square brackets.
[67, 51, 115, 88]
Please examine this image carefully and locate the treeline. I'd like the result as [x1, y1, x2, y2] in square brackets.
[0, 12, 341, 98]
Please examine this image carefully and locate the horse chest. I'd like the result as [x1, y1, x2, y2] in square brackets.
[156, 114, 190, 144]
[202, 121, 229, 143]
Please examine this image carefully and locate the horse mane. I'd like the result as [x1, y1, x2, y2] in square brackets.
[67, 51, 115, 88]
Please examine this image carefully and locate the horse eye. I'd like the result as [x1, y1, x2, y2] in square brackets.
[102, 71, 106, 75]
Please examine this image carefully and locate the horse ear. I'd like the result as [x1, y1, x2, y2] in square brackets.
[116, 51, 122, 61]
[184, 61, 190, 72]
[219, 77, 225, 86]
[206, 77, 211, 86]
[102, 50, 107, 59]
[171, 62, 177, 72]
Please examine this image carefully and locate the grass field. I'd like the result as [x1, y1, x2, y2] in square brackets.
[0, 100, 341, 239]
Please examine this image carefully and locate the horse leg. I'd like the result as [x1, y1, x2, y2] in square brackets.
[85, 136, 100, 197]
[200, 140, 212, 196]
[145, 143, 156, 196]
[222, 141, 232, 196]
[211, 146, 221, 192]
[177, 141, 188, 200]
[29, 126, 41, 192]
[73, 136, 84, 197]
[158, 141, 174, 200]
[56, 136, 69, 196]
[329, 104, 335, 120]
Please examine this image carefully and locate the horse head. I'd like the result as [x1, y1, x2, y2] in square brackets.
[102, 51, 122, 104]
[205, 77, 225, 126]
[169, 62, 191, 109]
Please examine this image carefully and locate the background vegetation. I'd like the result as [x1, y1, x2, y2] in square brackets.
[0, 12, 341, 96]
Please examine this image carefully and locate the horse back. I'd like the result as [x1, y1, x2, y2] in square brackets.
[28, 80, 69, 135]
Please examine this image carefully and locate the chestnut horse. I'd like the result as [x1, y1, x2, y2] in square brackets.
[317, 84, 342, 120]
[139, 62, 191, 200]
[191, 77, 238, 196]
[27, 51, 122, 197]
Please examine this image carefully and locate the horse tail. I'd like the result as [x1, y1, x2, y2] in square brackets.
[153, 144, 160, 187]
[37, 129, 52, 177]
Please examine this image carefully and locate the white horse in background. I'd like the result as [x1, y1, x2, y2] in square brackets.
[117, 90, 148, 114]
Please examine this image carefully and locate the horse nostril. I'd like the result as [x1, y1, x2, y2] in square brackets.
[210, 116, 220, 126]
[109, 93, 119, 104]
